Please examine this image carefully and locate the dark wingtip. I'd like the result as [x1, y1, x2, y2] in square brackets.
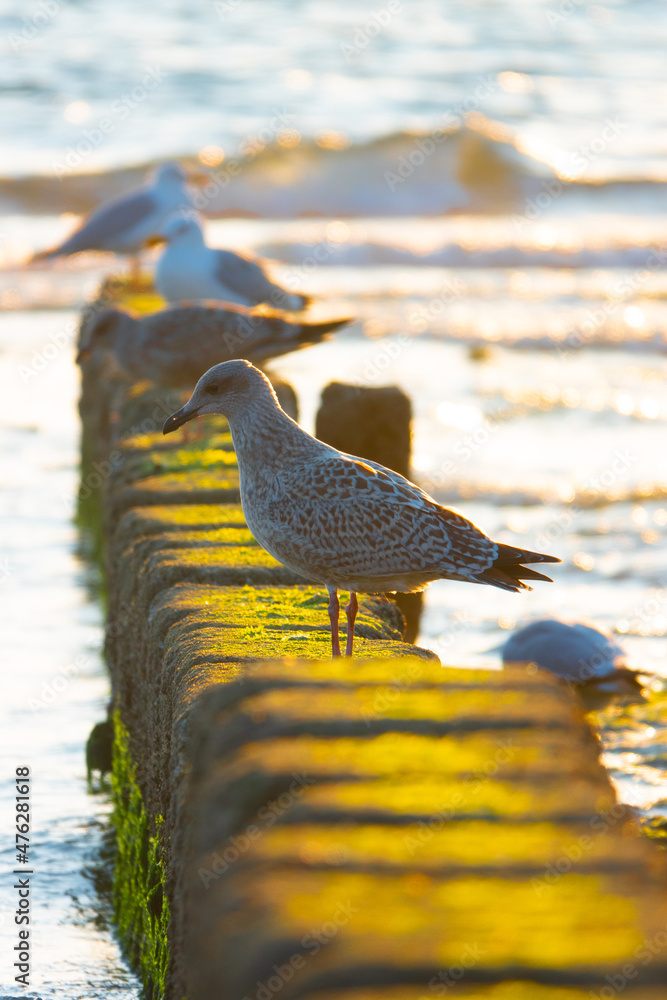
[311, 316, 355, 336]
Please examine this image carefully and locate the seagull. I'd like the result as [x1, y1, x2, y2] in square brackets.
[502, 618, 643, 688]
[163, 361, 560, 657]
[154, 213, 309, 310]
[33, 162, 193, 276]
[76, 303, 351, 387]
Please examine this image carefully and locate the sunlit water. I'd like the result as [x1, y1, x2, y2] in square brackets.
[0, 312, 139, 996]
[3, 0, 667, 180]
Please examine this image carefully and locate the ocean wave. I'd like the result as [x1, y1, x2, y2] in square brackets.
[4, 117, 666, 219]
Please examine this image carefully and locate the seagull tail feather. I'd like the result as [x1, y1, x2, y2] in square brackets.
[300, 316, 354, 341]
[479, 542, 560, 592]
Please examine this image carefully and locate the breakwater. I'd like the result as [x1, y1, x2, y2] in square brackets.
[79, 296, 667, 1000]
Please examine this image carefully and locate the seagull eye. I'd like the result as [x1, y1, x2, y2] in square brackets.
[205, 383, 219, 394]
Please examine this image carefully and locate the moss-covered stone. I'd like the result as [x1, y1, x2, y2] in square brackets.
[79, 280, 667, 1000]
[111, 711, 169, 999]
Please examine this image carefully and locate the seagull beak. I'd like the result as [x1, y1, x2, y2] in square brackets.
[144, 235, 167, 248]
[163, 403, 200, 434]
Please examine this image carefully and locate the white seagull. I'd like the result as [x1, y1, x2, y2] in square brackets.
[155, 213, 309, 311]
[34, 162, 193, 273]
[163, 361, 560, 657]
[502, 619, 642, 687]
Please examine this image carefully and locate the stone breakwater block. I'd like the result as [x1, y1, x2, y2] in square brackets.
[105, 584, 432, 848]
[181, 659, 667, 1000]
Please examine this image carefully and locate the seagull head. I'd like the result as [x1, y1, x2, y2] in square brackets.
[150, 162, 188, 187]
[76, 308, 127, 364]
[163, 359, 272, 432]
[160, 211, 205, 246]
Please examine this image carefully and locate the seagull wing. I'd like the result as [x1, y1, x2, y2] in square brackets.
[213, 249, 294, 307]
[269, 452, 509, 584]
[52, 190, 158, 254]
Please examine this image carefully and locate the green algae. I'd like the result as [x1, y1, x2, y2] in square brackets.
[111, 711, 170, 999]
[304, 987, 667, 1000]
[252, 818, 647, 869]
[126, 504, 247, 532]
[131, 447, 239, 480]
[272, 870, 644, 968]
[119, 468, 240, 494]
[155, 584, 425, 664]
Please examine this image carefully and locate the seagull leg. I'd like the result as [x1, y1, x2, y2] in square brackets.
[327, 586, 341, 657]
[345, 591, 358, 657]
[129, 253, 141, 289]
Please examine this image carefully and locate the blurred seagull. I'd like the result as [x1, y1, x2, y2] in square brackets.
[33, 162, 193, 276]
[502, 618, 643, 688]
[163, 361, 560, 657]
[76, 303, 351, 387]
[155, 213, 309, 310]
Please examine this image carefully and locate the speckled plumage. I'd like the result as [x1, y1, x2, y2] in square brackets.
[77, 303, 350, 388]
[163, 361, 560, 657]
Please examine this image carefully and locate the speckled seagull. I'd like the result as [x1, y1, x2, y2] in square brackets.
[155, 213, 309, 310]
[163, 361, 560, 657]
[76, 304, 351, 386]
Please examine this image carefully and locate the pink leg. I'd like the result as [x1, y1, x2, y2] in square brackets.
[345, 591, 358, 658]
[130, 254, 141, 288]
[327, 586, 341, 657]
